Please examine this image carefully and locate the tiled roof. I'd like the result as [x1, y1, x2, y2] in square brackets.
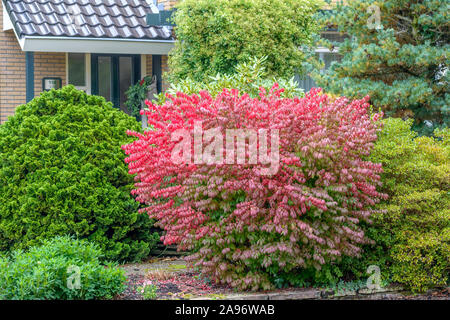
[3, 0, 173, 40]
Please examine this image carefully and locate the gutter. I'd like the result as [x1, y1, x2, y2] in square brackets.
[22, 35, 175, 44]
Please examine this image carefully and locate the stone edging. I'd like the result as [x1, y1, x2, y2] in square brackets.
[192, 286, 407, 300]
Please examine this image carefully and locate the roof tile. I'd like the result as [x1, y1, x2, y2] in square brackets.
[3, 0, 173, 40]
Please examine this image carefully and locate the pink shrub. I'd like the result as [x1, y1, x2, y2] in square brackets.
[122, 86, 387, 290]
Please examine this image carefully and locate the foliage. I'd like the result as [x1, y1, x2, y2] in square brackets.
[390, 232, 449, 293]
[154, 57, 304, 105]
[365, 118, 449, 293]
[313, 118, 449, 293]
[308, 0, 449, 135]
[125, 75, 155, 121]
[168, 0, 322, 82]
[0, 86, 159, 262]
[123, 87, 386, 290]
[139, 283, 159, 300]
[0, 236, 126, 300]
[331, 279, 367, 296]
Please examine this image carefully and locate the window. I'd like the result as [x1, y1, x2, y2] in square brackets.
[297, 52, 341, 92]
[296, 31, 345, 92]
[68, 53, 87, 89]
[98, 56, 112, 101]
[91, 54, 140, 114]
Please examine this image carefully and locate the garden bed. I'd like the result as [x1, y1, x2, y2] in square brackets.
[118, 258, 449, 301]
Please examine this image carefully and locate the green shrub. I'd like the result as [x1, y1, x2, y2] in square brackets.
[315, 118, 449, 293]
[168, 0, 322, 82]
[281, 118, 449, 293]
[154, 57, 305, 105]
[125, 75, 155, 121]
[139, 283, 158, 300]
[0, 236, 126, 300]
[390, 232, 449, 293]
[366, 118, 449, 292]
[0, 86, 159, 262]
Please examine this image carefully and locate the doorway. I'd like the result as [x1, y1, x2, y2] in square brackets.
[91, 54, 141, 114]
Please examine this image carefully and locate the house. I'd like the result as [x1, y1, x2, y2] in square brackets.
[0, 0, 176, 123]
[0, 0, 342, 124]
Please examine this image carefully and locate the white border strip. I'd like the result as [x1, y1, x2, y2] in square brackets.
[22, 36, 174, 54]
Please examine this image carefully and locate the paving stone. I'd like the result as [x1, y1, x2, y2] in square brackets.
[333, 290, 358, 298]
[358, 285, 404, 295]
[225, 294, 269, 300]
[267, 290, 320, 300]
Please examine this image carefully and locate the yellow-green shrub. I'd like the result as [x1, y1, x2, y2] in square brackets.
[364, 118, 449, 293]
[308, 118, 449, 293]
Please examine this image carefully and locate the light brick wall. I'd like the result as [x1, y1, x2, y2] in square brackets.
[0, 1, 26, 123]
[146, 54, 153, 77]
[0, 4, 66, 124]
[33, 52, 66, 97]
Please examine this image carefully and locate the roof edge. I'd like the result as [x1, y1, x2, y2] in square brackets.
[22, 35, 174, 54]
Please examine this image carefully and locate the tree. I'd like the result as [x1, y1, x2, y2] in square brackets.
[310, 0, 449, 135]
[168, 0, 322, 82]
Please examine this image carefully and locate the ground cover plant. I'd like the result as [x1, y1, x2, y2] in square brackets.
[123, 87, 387, 290]
[0, 86, 159, 262]
[0, 236, 126, 300]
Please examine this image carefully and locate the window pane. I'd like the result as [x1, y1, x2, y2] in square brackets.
[68, 53, 86, 86]
[98, 56, 112, 102]
[119, 56, 132, 114]
[323, 53, 341, 69]
[296, 52, 341, 92]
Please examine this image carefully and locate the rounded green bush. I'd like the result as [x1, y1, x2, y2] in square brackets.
[168, 0, 321, 82]
[0, 236, 126, 300]
[0, 86, 159, 262]
[366, 118, 450, 292]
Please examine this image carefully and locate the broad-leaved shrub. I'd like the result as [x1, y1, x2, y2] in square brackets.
[314, 118, 449, 293]
[155, 57, 304, 105]
[0, 236, 126, 300]
[123, 87, 386, 290]
[169, 0, 322, 82]
[364, 119, 449, 293]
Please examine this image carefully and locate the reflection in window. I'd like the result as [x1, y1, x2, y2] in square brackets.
[119, 57, 132, 113]
[98, 56, 112, 102]
[68, 53, 86, 87]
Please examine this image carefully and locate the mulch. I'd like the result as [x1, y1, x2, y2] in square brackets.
[115, 258, 449, 300]
[116, 271, 233, 300]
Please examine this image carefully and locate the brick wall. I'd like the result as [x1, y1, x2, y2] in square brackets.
[0, 1, 26, 123]
[157, 0, 175, 91]
[0, 3, 66, 123]
[34, 52, 67, 98]
[146, 54, 153, 77]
